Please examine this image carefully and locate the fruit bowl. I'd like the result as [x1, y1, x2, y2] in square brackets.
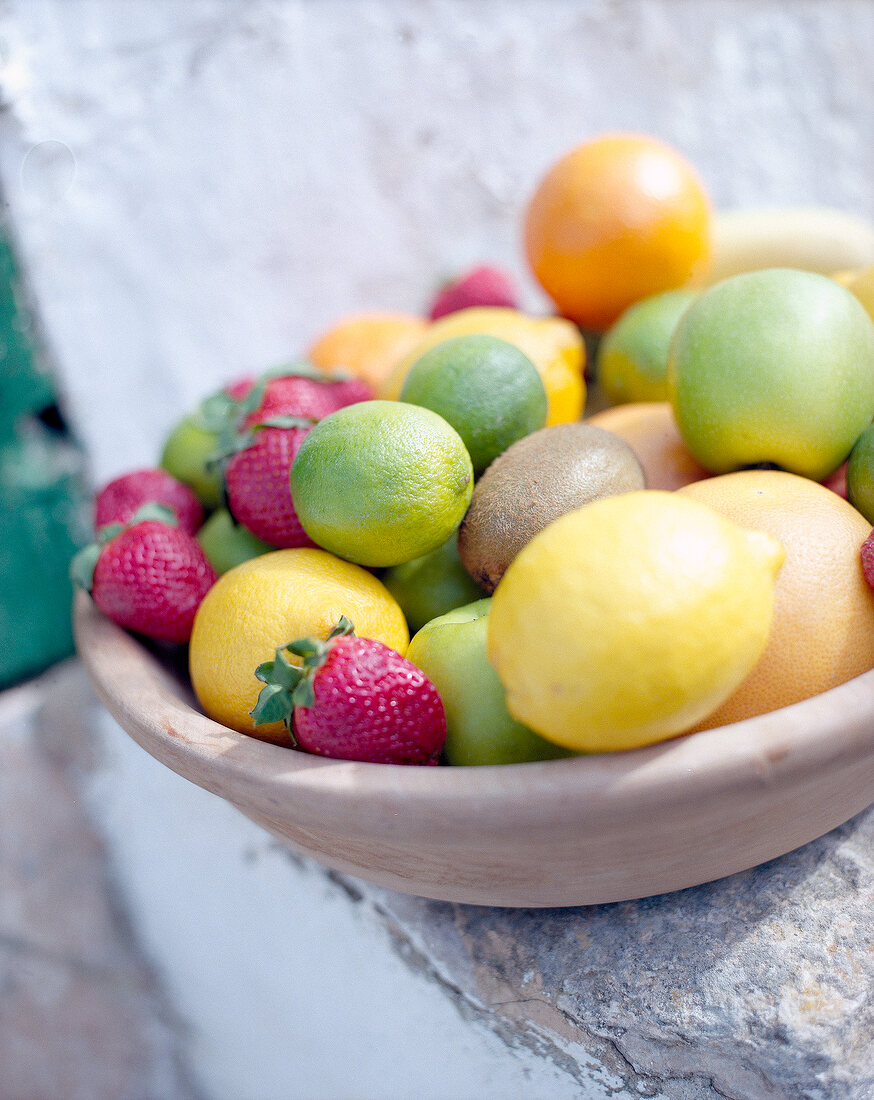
[74, 591, 874, 908]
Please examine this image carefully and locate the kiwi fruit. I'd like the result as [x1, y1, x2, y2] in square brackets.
[457, 422, 646, 593]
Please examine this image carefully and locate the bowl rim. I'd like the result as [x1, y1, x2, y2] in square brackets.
[74, 591, 874, 848]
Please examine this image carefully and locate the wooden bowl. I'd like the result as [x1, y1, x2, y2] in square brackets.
[74, 592, 874, 908]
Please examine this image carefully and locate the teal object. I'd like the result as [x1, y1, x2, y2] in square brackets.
[0, 223, 90, 688]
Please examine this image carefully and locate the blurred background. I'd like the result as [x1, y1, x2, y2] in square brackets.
[2, 2, 873, 1098]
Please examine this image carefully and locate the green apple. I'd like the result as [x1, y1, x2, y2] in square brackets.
[160, 413, 224, 510]
[197, 508, 274, 574]
[668, 268, 874, 481]
[382, 534, 485, 635]
[406, 598, 575, 766]
[596, 288, 698, 405]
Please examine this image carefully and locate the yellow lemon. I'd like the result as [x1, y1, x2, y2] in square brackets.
[380, 306, 586, 425]
[487, 491, 783, 752]
[189, 547, 409, 745]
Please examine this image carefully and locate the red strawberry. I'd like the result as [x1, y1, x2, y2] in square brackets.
[251, 617, 446, 765]
[223, 422, 316, 549]
[95, 468, 204, 535]
[251, 367, 373, 423]
[428, 264, 519, 320]
[71, 506, 217, 643]
[255, 373, 350, 422]
[225, 375, 256, 401]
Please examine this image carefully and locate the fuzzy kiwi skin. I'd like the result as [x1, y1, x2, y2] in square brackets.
[457, 422, 646, 594]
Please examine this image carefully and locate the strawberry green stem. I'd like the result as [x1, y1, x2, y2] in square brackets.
[250, 617, 355, 731]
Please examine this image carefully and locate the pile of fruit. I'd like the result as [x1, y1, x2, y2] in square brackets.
[73, 133, 874, 767]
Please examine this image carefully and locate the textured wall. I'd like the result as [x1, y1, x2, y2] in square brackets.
[0, 0, 872, 483]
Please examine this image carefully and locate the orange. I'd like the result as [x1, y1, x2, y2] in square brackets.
[380, 306, 585, 426]
[586, 401, 710, 491]
[524, 133, 712, 332]
[678, 469, 874, 729]
[306, 311, 428, 390]
[189, 548, 409, 745]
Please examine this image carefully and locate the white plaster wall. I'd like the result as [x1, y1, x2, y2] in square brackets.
[2, 3, 873, 1097]
[1, 0, 872, 485]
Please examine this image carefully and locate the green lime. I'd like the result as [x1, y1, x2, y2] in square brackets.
[406, 599, 576, 766]
[160, 413, 224, 510]
[399, 334, 548, 474]
[197, 508, 275, 574]
[290, 400, 474, 567]
[382, 533, 485, 634]
[846, 423, 874, 523]
[596, 288, 698, 405]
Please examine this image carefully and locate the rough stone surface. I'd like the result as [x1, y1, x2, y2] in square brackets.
[369, 815, 874, 1099]
[0, 665, 202, 1100]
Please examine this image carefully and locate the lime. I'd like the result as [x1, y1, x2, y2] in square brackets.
[160, 413, 224, 510]
[290, 400, 474, 567]
[596, 289, 698, 405]
[380, 306, 586, 426]
[197, 508, 274, 575]
[487, 491, 784, 752]
[406, 599, 576, 766]
[382, 533, 485, 634]
[846, 423, 874, 523]
[399, 334, 548, 474]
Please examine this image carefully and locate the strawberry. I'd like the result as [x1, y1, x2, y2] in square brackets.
[861, 530, 874, 591]
[231, 362, 374, 428]
[71, 504, 217, 643]
[251, 617, 446, 765]
[95, 467, 204, 535]
[428, 263, 520, 320]
[218, 363, 372, 549]
[223, 420, 316, 549]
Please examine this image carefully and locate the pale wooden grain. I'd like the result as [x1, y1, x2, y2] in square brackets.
[74, 592, 874, 908]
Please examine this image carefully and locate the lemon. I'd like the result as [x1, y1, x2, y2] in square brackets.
[400, 334, 548, 474]
[189, 547, 409, 743]
[487, 491, 784, 752]
[380, 306, 586, 425]
[290, 400, 474, 567]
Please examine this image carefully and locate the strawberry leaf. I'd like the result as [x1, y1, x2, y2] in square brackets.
[254, 415, 316, 431]
[261, 359, 354, 384]
[250, 619, 357, 731]
[197, 390, 240, 433]
[251, 683, 295, 727]
[128, 502, 178, 527]
[291, 677, 316, 709]
[95, 521, 125, 543]
[328, 616, 355, 639]
[69, 542, 102, 592]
